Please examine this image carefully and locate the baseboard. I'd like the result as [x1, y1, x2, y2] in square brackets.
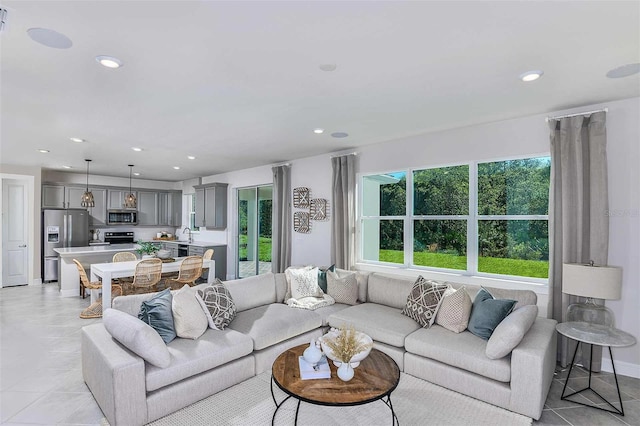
[30, 278, 42, 286]
[601, 358, 640, 379]
[60, 289, 78, 298]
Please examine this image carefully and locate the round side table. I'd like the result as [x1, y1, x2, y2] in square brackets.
[556, 321, 636, 416]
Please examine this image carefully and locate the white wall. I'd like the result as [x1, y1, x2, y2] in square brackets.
[193, 97, 639, 376]
[43, 170, 181, 191]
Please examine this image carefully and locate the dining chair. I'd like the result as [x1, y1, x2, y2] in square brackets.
[197, 249, 215, 283]
[131, 258, 163, 294]
[169, 256, 204, 289]
[112, 252, 137, 294]
[73, 259, 123, 319]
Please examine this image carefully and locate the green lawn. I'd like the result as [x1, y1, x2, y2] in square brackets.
[238, 235, 272, 262]
[379, 250, 548, 278]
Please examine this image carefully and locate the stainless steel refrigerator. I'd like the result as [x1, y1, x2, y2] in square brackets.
[42, 208, 90, 282]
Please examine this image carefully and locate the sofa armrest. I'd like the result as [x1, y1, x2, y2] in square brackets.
[82, 323, 148, 426]
[509, 317, 557, 420]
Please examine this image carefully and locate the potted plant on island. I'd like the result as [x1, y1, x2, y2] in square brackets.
[136, 241, 159, 259]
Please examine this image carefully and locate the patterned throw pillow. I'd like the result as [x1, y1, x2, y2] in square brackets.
[401, 276, 449, 328]
[326, 270, 358, 305]
[435, 286, 473, 333]
[285, 266, 323, 300]
[196, 279, 237, 330]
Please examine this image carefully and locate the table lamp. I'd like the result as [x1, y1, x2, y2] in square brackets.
[562, 261, 622, 327]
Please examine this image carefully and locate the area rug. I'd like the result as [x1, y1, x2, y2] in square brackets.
[148, 372, 532, 426]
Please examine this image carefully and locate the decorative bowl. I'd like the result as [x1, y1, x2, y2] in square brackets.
[156, 249, 172, 259]
[319, 328, 373, 368]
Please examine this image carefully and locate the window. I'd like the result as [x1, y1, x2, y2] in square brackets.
[359, 156, 550, 280]
[188, 194, 198, 231]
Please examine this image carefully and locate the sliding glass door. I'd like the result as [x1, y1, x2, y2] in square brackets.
[237, 185, 272, 278]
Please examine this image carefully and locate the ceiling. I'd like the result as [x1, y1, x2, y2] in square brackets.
[1, 1, 638, 182]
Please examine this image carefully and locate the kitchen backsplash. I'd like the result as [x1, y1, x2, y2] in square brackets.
[91, 227, 179, 242]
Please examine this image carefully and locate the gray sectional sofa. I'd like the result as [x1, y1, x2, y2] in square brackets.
[81, 270, 556, 425]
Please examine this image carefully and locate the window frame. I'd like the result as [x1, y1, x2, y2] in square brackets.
[357, 154, 550, 285]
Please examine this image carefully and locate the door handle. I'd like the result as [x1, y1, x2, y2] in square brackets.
[19, 245, 27, 248]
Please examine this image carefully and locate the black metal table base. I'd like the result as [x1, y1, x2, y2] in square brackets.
[561, 342, 625, 416]
[271, 376, 399, 425]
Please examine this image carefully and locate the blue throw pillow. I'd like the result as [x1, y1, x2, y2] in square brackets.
[139, 288, 176, 344]
[317, 264, 336, 293]
[467, 288, 516, 340]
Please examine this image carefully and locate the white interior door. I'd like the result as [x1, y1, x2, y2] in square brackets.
[2, 179, 29, 287]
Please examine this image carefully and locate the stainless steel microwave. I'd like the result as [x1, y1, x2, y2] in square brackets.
[107, 210, 138, 225]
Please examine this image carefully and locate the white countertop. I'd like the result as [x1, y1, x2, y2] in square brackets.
[53, 244, 139, 256]
[140, 240, 225, 247]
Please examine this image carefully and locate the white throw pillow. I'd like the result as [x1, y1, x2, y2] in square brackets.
[172, 285, 208, 339]
[285, 266, 323, 299]
[485, 305, 538, 359]
[103, 308, 171, 368]
[435, 286, 472, 333]
[326, 270, 358, 305]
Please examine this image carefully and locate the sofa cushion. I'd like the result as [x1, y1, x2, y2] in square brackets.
[172, 285, 208, 340]
[224, 273, 277, 312]
[138, 288, 176, 344]
[145, 328, 254, 392]
[103, 308, 171, 368]
[405, 325, 512, 383]
[313, 303, 353, 326]
[435, 286, 472, 333]
[367, 273, 415, 309]
[486, 305, 538, 359]
[467, 288, 516, 340]
[458, 285, 537, 310]
[228, 303, 322, 350]
[328, 303, 421, 347]
[401, 276, 448, 328]
[327, 270, 359, 305]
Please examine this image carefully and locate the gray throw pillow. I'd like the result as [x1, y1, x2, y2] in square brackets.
[326, 269, 358, 305]
[103, 308, 171, 368]
[138, 288, 176, 344]
[467, 288, 516, 340]
[401, 276, 448, 328]
[435, 286, 472, 333]
[486, 305, 538, 359]
[196, 279, 237, 330]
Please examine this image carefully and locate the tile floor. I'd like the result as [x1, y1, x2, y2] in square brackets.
[1, 283, 639, 425]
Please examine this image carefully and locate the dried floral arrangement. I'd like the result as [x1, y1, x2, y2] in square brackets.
[322, 325, 372, 363]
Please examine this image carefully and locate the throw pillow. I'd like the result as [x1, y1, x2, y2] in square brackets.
[138, 288, 176, 344]
[172, 285, 208, 339]
[401, 276, 449, 328]
[486, 305, 538, 359]
[284, 266, 314, 300]
[317, 264, 336, 293]
[435, 286, 472, 333]
[103, 308, 171, 368]
[326, 269, 358, 305]
[467, 288, 517, 340]
[196, 279, 237, 330]
[285, 266, 323, 299]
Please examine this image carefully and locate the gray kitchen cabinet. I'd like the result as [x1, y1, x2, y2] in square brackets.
[137, 191, 159, 226]
[164, 242, 179, 258]
[194, 183, 227, 229]
[42, 185, 65, 208]
[108, 190, 137, 210]
[157, 191, 182, 226]
[189, 244, 227, 280]
[157, 193, 169, 225]
[88, 188, 107, 226]
[65, 186, 86, 209]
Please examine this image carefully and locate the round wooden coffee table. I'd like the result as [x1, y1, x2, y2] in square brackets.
[271, 344, 400, 425]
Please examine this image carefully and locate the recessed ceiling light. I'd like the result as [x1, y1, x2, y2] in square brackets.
[319, 63, 337, 72]
[187, 156, 196, 160]
[133, 172, 140, 176]
[606, 63, 640, 78]
[331, 132, 349, 138]
[27, 28, 72, 49]
[313, 128, 324, 134]
[62, 165, 72, 169]
[173, 166, 180, 170]
[519, 70, 544, 82]
[132, 147, 143, 152]
[96, 55, 123, 69]
[70, 137, 85, 143]
[37, 149, 50, 153]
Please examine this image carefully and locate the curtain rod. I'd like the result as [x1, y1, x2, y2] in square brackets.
[545, 108, 608, 122]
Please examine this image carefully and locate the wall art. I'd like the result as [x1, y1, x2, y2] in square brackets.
[293, 211, 311, 233]
[293, 187, 311, 208]
[310, 198, 328, 221]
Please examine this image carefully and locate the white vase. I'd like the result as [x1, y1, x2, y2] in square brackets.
[142, 254, 155, 259]
[337, 362, 354, 381]
[302, 339, 322, 365]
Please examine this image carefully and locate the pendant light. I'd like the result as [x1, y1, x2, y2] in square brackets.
[81, 159, 95, 207]
[124, 164, 137, 209]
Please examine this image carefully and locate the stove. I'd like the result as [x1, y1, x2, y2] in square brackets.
[104, 231, 135, 244]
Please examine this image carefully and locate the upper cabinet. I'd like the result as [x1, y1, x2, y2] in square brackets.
[158, 192, 182, 227]
[42, 185, 106, 226]
[88, 188, 107, 226]
[42, 185, 65, 208]
[65, 187, 87, 209]
[137, 191, 159, 226]
[108, 190, 137, 210]
[194, 183, 227, 229]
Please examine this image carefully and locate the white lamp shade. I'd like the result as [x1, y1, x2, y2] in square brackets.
[562, 263, 622, 300]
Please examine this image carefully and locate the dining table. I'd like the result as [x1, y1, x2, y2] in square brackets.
[90, 257, 215, 312]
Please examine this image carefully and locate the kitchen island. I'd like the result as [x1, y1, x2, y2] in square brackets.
[54, 244, 139, 297]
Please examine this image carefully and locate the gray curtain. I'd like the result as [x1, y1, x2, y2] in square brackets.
[548, 111, 609, 370]
[331, 154, 356, 270]
[272, 165, 291, 273]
